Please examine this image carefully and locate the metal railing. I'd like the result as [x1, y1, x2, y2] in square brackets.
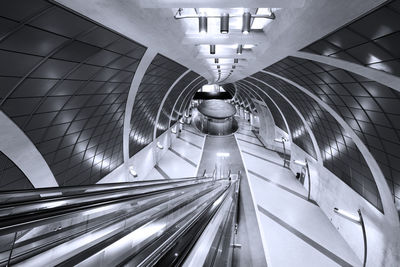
[0, 173, 240, 266]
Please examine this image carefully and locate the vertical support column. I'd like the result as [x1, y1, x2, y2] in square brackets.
[262, 70, 398, 222]
[0, 111, 58, 188]
[123, 48, 157, 163]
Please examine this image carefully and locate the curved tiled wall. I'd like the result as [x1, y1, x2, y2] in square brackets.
[302, 1, 400, 76]
[174, 77, 207, 117]
[0, 0, 146, 185]
[0, 0, 205, 186]
[0, 0, 397, 217]
[156, 71, 200, 137]
[251, 70, 381, 209]
[241, 77, 318, 160]
[128, 54, 187, 157]
[238, 80, 288, 133]
[0, 151, 33, 190]
[264, 55, 400, 210]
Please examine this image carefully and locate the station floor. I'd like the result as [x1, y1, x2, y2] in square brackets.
[145, 117, 362, 267]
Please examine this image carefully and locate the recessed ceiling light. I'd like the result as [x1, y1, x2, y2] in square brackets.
[237, 44, 243, 55]
[220, 13, 229, 34]
[242, 12, 251, 34]
[210, 44, 216, 54]
[199, 16, 207, 34]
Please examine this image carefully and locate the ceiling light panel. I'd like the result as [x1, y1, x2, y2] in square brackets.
[251, 8, 278, 30]
[177, 8, 258, 34]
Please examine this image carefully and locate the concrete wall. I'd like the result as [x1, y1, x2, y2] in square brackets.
[0, 111, 58, 188]
[289, 143, 400, 267]
[97, 123, 178, 183]
[253, 102, 275, 150]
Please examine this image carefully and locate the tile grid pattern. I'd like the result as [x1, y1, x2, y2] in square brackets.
[302, 1, 400, 76]
[0, 151, 33, 190]
[244, 78, 317, 159]
[237, 83, 259, 111]
[252, 71, 381, 210]
[221, 83, 236, 97]
[238, 81, 288, 133]
[266, 56, 400, 210]
[156, 71, 199, 137]
[169, 78, 206, 126]
[235, 85, 255, 110]
[129, 54, 187, 157]
[0, 0, 146, 185]
[176, 78, 208, 116]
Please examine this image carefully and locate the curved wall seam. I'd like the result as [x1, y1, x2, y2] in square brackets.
[236, 83, 259, 111]
[293, 51, 400, 93]
[178, 79, 208, 115]
[123, 48, 157, 162]
[0, 111, 58, 188]
[240, 80, 291, 139]
[232, 83, 246, 106]
[168, 76, 203, 127]
[152, 69, 191, 141]
[234, 83, 253, 109]
[249, 76, 323, 164]
[262, 70, 398, 222]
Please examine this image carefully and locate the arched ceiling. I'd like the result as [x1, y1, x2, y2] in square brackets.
[55, 0, 384, 84]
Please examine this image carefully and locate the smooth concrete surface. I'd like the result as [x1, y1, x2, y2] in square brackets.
[240, 80, 292, 143]
[98, 123, 178, 183]
[0, 111, 58, 188]
[156, 149, 196, 178]
[251, 101, 276, 149]
[196, 133, 268, 267]
[293, 51, 400, 93]
[291, 144, 400, 267]
[237, 115, 400, 266]
[236, 119, 362, 267]
[123, 49, 157, 163]
[153, 69, 191, 141]
[137, 0, 306, 8]
[262, 71, 399, 225]
[142, 124, 204, 180]
[248, 76, 323, 164]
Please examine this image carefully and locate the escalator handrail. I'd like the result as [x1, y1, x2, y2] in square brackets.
[0, 180, 223, 235]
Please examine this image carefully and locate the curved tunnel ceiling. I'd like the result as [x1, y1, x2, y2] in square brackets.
[0, 0, 398, 219]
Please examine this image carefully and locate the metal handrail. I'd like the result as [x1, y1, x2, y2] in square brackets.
[0, 178, 231, 266]
[0, 175, 210, 207]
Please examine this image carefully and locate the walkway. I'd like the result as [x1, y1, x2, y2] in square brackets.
[235, 116, 362, 267]
[144, 124, 205, 180]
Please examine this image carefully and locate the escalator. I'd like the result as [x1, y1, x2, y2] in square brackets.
[0, 173, 240, 266]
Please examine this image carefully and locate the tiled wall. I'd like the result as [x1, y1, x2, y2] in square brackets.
[253, 69, 381, 209]
[156, 71, 199, 137]
[302, 1, 400, 76]
[129, 54, 187, 157]
[238, 80, 288, 133]
[265, 56, 400, 210]
[0, 0, 146, 185]
[0, 151, 33, 190]
[243, 77, 318, 160]
[172, 77, 207, 120]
